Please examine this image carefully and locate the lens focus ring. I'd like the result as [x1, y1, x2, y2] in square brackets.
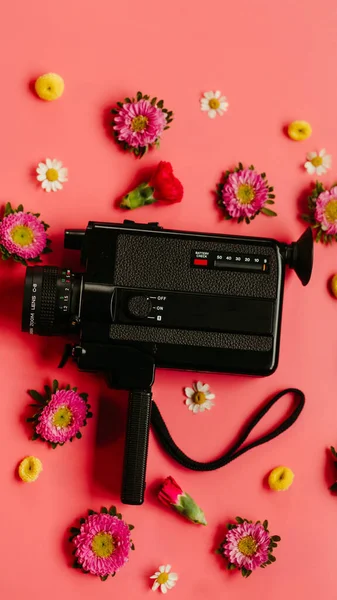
[40, 267, 59, 332]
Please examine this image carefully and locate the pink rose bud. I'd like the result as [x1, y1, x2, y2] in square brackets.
[158, 476, 207, 525]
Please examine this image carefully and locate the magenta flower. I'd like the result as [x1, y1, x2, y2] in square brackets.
[217, 164, 276, 223]
[0, 203, 50, 264]
[223, 522, 270, 571]
[314, 186, 337, 235]
[216, 517, 280, 578]
[158, 476, 207, 525]
[71, 507, 134, 580]
[27, 381, 92, 447]
[111, 92, 173, 157]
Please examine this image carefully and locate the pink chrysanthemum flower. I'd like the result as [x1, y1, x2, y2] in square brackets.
[35, 389, 88, 444]
[222, 521, 270, 571]
[73, 512, 132, 578]
[221, 168, 269, 219]
[114, 99, 166, 148]
[314, 186, 337, 235]
[0, 211, 47, 259]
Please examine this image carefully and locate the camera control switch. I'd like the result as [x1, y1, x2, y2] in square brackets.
[127, 295, 153, 319]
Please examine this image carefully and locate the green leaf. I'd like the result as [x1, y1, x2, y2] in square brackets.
[44, 385, 51, 399]
[263, 520, 268, 530]
[128, 524, 134, 530]
[27, 389, 45, 403]
[268, 554, 276, 562]
[157, 100, 164, 108]
[72, 387, 78, 392]
[31, 432, 39, 441]
[17, 204, 24, 212]
[215, 548, 222, 555]
[109, 506, 117, 516]
[117, 101, 124, 108]
[100, 575, 108, 582]
[235, 517, 244, 524]
[79, 392, 88, 400]
[86, 412, 93, 419]
[268, 194, 275, 199]
[227, 523, 237, 530]
[70, 527, 80, 534]
[261, 207, 277, 217]
[131, 542, 135, 550]
[65, 384, 71, 390]
[72, 561, 82, 569]
[26, 417, 37, 422]
[79, 518, 85, 525]
[51, 442, 57, 449]
[124, 97, 131, 103]
[101, 507, 108, 514]
[331, 446, 337, 458]
[52, 380, 58, 394]
[88, 509, 96, 515]
[330, 482, 337, 492]
[136, 91, 142, 101]
[76, 431, 82, 439]
[271, 535, 281, 542]
[111, 109, 118, 115]
[227, 563, 236, 570]
[150, 97, 157, 105]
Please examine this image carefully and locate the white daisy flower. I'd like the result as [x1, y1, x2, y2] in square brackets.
[304, 149, 332, 176]
[36, 158, 68, 192]
[150, 564, 178, 594]
[200, 90, 229, 119]
[184, 381, 215, 413]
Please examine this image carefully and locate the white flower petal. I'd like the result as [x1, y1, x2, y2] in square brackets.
[150, 573, 160, 579]
[192, 404, 199, 413]
[152, 581, 160, 591]
[46, 158, 53, 168]
[306, 152, 317, 160]
[214, 90, 221, 98]
[323, 155, 332, 167]
[204, 91, 214, 99]
[169, 573, 178, 581]
[36, 174, 46, 181]
[219, 101, 229, 110]
[54, 180, 63, 190]
[216, 109, 224, 116]
[304, 162, 316, 174]
[208, 109, 217, 118]
[200, 104, 210, 111]
[164, 565, 171, 573]
[51, 181, 58, 192]
[199, 405, 206, 412]
[58, 167, 68, 182]
[38, 162, 48, 172]
[319, 148, 326, 157]
[204, 400, 214, 410]
[161, 584, 168, 594]
[159, 566, 166, 573]
[184, 387, 194, 398]
[316, 165, 327, 175]
[42, 179, 52, 191]
[196, 381, 204, 391]
[166, 581, 176, 589]
[205, 392, 215, 400]
[185, 398, 193, 406]
[200, 383, 210, 393]
[188, 403, 194, 411]
[53, 160, 63, 170]
[200, 98, 209, 106]
[219, 96, 227, 103]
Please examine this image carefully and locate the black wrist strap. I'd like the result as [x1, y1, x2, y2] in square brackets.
[151, 388, 305, 471]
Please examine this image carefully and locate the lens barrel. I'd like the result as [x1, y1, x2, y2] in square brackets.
[22, 266, 81, 335]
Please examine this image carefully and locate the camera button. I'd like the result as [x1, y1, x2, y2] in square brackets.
[127, 295, 153, 319]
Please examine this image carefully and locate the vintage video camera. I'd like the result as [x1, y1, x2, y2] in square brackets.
[21, 220, 313, 504]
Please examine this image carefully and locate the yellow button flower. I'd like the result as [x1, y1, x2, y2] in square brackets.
[35, 73, 64, 101]
[18, 456, 43, 483]
[288, 120, 312, 141]
[268, 466, 294, 491]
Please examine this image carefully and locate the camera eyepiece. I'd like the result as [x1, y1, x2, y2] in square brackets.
[22, 266, 81, 335]
[283, 227, 313, 287]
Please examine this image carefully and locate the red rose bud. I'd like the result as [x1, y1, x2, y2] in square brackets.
[149, 161, 184, 203]
[120, 162, 183, 209]
[158, 476, 207, 525]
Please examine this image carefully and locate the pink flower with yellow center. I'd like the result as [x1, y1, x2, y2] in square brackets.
[71, 508, 134, 579]
[222, 522, 270, 571]
[314, 186, 337, 235]
[222, 169, 269, 219]
[34, 389, 89, 444]
[0, 211, 47, 259]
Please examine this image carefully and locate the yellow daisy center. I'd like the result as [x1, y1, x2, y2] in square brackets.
[311, 156, 323, 167]
[193, 391, 207, 405]
[131, 115, 148, 132]
[11, 225, 34, 247]
[237, 184, 255, 204]
[209, 98, 220, 110]
[92, 532, 115, 558]
[157, 573, 169, 585]
[46, 168, 59, 181]
[237, 535, 258, 557]
[325, 200, 337, 223]
[52, 406, 72, 428]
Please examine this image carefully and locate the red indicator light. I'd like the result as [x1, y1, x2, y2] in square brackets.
[194, 259, 208, 266]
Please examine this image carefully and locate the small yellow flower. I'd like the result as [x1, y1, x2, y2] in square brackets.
[18, 456, 43, 483]
[35, 73, 64, 101]
[288, 120, 312, 141]
[268, 466, 294, 491]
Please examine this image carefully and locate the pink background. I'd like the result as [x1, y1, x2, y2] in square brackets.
[1, 0, 337, 597]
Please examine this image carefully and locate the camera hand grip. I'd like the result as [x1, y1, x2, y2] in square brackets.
[121, 389, 152, 505]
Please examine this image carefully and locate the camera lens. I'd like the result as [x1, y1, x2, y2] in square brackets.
[22, 266, 82, 335]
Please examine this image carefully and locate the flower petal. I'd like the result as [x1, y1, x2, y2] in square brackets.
[208, 109, 217, 119]
[54, 180, 63, 190]
[46, 158, 53, 168]
[37, 162, 48, 172]
[166, 581, 176, 589]
[58, 167, 68, 181]
[196, 381, 204, 392]
[192, 404, 199, 413]
[306, 152, 316, 160]
[219, 102, 228, 110]
[323, 155, 332, 167]
[51, 181, 58, 192]
[164, 565, 171, 572]
[319, 148, 326, 157]
[204, 91, 214, 99]
[185, 398, 193, 406]
[150, 573, 160, 579]
[161, 584, 168, 594]
[316, 165, 327, 175]
[184, 387, 194, 398]
[304, 162, 316, 174]
[159, 566, 166, 573]
[169, 573, 178, 581]
[36, 174, 46, 181]
[188, 404, 194, 411]
[205, 392, 215, 400]
[214, 90, 221, 98]
[216, 109, 224, 116]
[152, 581, 159, 591]
[200, 383, 210, 393]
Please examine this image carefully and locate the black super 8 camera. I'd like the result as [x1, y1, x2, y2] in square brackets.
[21, 220, 313, 504]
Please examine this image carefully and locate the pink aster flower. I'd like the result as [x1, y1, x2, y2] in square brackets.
[114, 99, 166, 149]
[221, 168, 269, 219]
[222, 521, 270, 571]
[314, 186, 337, 235]
[35, 389, 88, 444]
[0, 211, 47, 259]
[73, 512, 131, 577]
